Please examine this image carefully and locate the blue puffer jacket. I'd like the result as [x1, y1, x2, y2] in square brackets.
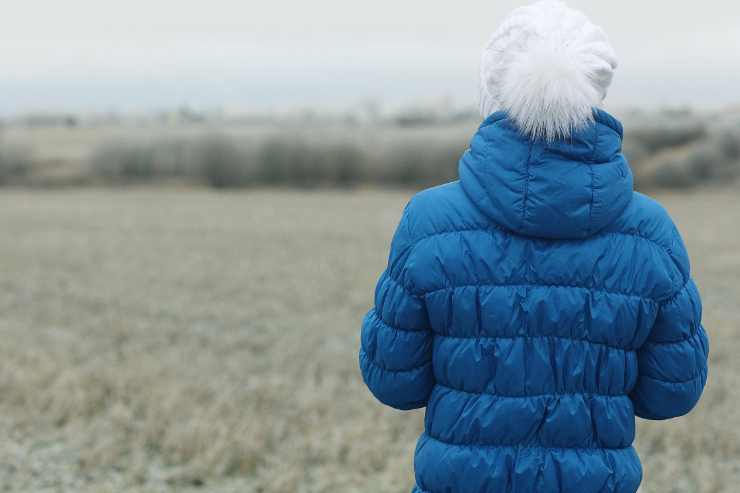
[359, 110, 709, 493]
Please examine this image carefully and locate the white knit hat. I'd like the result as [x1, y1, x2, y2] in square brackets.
[480, 0, 618, 141]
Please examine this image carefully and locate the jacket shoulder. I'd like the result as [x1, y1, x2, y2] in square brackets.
[404, 181, 489, 242]
[611, 192, 690, 281]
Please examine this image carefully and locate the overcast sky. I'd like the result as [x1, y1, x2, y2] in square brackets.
[2, 0, 740, 115]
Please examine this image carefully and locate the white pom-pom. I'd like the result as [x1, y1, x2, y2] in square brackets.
[480, 0, 617, 141]
[501, 37, 603, 141]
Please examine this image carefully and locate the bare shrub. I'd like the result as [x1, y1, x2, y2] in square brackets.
[16, 111, 740, 190]
[90, 143, 160, 183]
[196, 135, 251, 188]
[90, 137, 250, 187]
[717, 130, 740, 162]
[321, 143, 365, 186]
[255, 138, 365, 187]
[636, 128, 740, 189]
[255, 138, 308, 185]
[626, 120, 708, 155]
[0, 144, 33, 185]
[622, 138, 650, 172]
[369, 142, 463, 187]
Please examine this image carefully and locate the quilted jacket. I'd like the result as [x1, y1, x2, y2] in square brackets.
[359, 109, 710, 493]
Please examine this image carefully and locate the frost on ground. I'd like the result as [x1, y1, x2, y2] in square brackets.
[0, 188, 736, 492]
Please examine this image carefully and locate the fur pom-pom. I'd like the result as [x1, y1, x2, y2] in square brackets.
[480, 0, 617, 141]
[501, 37, 603, 141]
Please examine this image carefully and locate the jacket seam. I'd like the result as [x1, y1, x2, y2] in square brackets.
[433, 332, 636, 352]
[423, 431, 626, 452]
[520, 142, 534, 231]
[643, 323, 702, 347]
[359, 349, 432, 374]
[422, 282, 654, 303]
[587, 163, 595, 237]
[586, 123, 599, 236]
[590, 121, 601, 163]
[433, 383, 629, 399]
[367, 309, 429, 334]
[405, 226, 675, 268]
[421, 433, 632, 452]
[638, 365, 707, 385]
[381, 269, 423, 300]
[659, 277, 692, 307]
[387, 227, 682, 302]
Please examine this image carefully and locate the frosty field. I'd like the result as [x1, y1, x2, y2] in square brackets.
[0, 188, 736, 492]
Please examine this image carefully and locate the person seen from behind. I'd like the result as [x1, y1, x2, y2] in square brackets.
[358, 1, 710, 492]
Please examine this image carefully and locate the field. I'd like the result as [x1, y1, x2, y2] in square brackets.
[0, 187, 737, 492]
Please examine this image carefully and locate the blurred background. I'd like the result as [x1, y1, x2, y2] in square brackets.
[1, 1, 738, 492]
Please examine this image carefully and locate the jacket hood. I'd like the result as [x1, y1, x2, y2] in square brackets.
[460, 108, 633, 240]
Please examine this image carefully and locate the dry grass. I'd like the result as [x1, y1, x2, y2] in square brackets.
[0, 187, 737, 492]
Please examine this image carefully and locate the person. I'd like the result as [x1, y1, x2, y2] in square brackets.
[358, 1, 710, 492]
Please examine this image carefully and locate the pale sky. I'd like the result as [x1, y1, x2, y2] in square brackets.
[2, 0, 740, 115]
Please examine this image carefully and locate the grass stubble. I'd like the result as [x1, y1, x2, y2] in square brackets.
[0, 187, 736, 492]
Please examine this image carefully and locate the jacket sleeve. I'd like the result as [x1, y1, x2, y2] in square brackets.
[630, 226, 710, 420]
[359, 204, 435, 411]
